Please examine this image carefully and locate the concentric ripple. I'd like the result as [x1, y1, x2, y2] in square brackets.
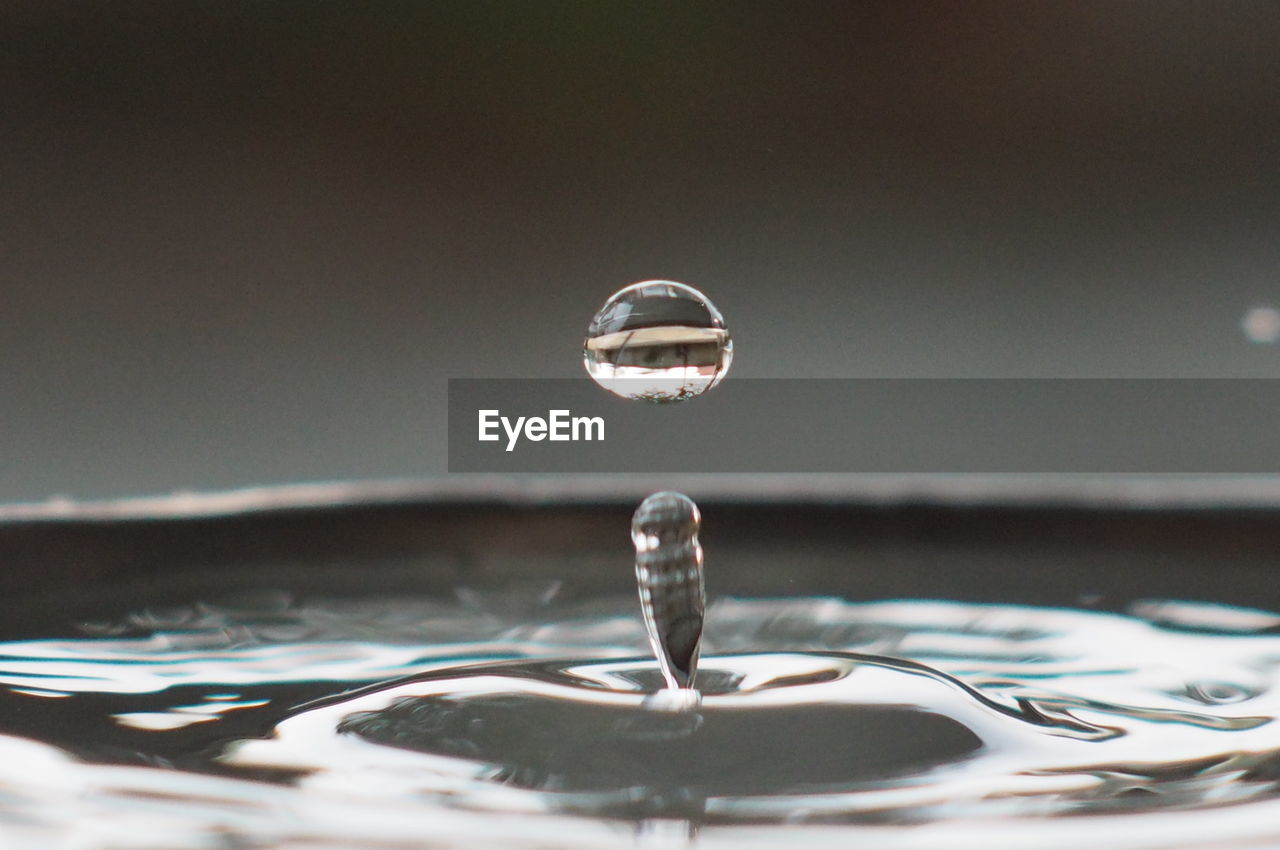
[2, 592, 1280, 848]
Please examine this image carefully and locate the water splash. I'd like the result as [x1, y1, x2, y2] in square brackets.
[2, 592, 1280, 847]
[632, 492, 705, 690]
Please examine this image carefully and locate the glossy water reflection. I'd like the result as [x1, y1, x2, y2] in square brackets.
[2, 592, 1280, 848]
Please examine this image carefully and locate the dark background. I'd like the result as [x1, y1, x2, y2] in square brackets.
[3, 1, 1279, 502]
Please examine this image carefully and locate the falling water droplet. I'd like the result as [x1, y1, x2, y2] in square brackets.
[632, 492, 705, 691]
[584, 281, 732, 402]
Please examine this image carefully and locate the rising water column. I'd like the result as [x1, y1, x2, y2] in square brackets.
[631, 491, 705, 691]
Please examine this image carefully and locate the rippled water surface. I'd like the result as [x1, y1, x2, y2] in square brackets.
[3, 587, 1280, 848]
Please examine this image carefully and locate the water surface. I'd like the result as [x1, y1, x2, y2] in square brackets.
[2, 588, 1279, 848]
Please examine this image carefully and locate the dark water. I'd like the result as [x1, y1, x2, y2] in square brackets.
[2, 589, 1280, 848]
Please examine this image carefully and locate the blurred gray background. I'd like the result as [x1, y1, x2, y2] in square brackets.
[2, 1, 1279, 502]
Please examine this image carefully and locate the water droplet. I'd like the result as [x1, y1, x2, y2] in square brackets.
[632, 492, 705, 690]
[1242, 306, 1280, 344]
[583, 280, 732, 402]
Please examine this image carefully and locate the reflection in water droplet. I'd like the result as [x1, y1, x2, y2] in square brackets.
[583, 281, 732, 402]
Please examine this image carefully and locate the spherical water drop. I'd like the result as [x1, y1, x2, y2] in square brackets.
[583, 280, 732, 402]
